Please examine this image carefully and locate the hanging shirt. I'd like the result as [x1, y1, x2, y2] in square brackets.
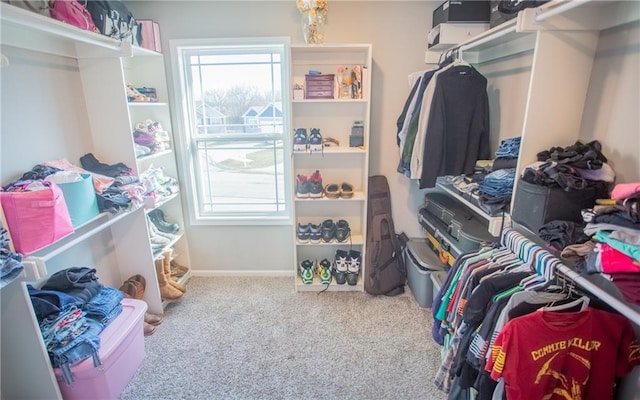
[486, 308, 640, 400]
[419, 65, 491, 188]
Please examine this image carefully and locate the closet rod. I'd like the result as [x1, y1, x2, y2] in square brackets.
[556, 264, 640, 327]
[458, 25, 517, 52]
[535, 0, 592, 22]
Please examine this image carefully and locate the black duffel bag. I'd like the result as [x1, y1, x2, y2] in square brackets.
[80, 0, 137, 40]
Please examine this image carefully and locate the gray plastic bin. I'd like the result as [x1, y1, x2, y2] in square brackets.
[404, 238, 448, 308]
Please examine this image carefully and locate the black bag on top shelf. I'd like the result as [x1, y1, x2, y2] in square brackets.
[80, 0, 137, 40]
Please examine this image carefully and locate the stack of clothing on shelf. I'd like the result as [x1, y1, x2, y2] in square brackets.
[521, 140, 612, 198]
[0, 227, 24, 287]
[565, 182, 640, 305]
[432, 228, 640, 400]
[138, 165, 179, 206]
[27, 267, 123, 384]
[132, 119, 171, 158]
[475, 137, 520, 216]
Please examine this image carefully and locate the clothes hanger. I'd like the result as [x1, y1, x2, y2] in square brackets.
[542, 295, 590, 312]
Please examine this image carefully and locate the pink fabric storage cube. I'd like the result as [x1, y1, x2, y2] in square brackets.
[138, 19, 161, 53]
[54, 299, 147, 400]
[0, 182, 74, 255]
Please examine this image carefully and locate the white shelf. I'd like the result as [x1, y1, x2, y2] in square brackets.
[293, 99, 367, 104]
[137, 149, 173, 162]
[0, 2, 129, 59]
[295, 276, 363, 292]
[295, 192, 366, 202]
[127, 102, 169, 107]
[294, 147, 366, 155]
[296, 234, 365, 246]
[152, 231, 186, 260]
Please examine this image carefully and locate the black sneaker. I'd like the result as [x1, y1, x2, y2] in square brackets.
[293, 128, 308, 151]
[335, 219, 350, 242]
[321, 219, 336, 243]
[332, 249, 349, 285]
[296, 174, 310, 198]
[297, 223, 311, 243]
[346, 250, 361, 286]
[309, 223, 322, 243]
[308, 170, 323, 198]
[308, 128, 323, 152]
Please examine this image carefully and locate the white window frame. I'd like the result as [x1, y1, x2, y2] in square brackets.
[169, 37, 292, 226]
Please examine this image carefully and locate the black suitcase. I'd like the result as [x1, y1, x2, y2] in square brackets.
[419, 192, 498, 265]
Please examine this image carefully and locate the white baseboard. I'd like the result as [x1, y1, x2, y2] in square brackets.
[191, 270, 294, 277]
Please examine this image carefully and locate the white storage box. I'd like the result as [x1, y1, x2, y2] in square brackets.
[405, 238, 448, 308]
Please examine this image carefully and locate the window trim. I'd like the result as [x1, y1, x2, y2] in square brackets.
[169, 37, 292, 226]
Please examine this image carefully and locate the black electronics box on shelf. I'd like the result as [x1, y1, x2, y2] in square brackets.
[432, 0, 491, 28]
[511, 179, 599, 234]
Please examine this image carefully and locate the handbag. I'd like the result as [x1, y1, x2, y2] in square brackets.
[50, 0, 99, 33]
[0, 181, 74, 255]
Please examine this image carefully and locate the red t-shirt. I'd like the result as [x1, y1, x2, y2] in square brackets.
[486, 308, 640, 400]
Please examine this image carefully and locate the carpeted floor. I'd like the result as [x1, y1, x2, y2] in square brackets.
[120, 276, 448, 400]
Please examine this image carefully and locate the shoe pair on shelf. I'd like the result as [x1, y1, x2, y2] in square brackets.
[320, 219, 351, 243]
[148, 209, 180, 234]
[118, 274, 164, 336]
[298, 258, 332, 285]
[296, 170, 323, 198]
[293, 128, 323, 152]
[297, 222, 322, 243]
[155, 249, 187, 302]
[146, 215, 178, 252]
[324, 182, 354, 199]
[333, 249, 361, 286]
[126, 83, 157, 103]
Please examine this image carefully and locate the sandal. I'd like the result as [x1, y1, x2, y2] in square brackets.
[324, 183, 340, 199]
[339, 182, 354, 198]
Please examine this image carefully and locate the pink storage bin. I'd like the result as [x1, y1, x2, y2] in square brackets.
[54, 299, 147, 400]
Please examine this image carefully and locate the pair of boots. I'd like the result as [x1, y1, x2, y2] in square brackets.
[156, 249, 186, 301]
[118, 274, 164, 336]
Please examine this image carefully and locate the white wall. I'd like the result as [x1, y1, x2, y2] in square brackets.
[124, 0, 438, 272]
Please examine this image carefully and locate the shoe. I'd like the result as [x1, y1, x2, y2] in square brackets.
[335, 219, 351, 243]
[308, 128, 323, 152]
[144, 322, 157, 336]
[163, 250, 186, 293]
[293, 128, 308, 151]
[296, 174, 310, 198]
[324, 183, 340, 199]
[148, 209, 180, 234]
[332, 250, 349, 285]
[297, 222, 311, 243]
[299, 259, 314, 284]
[147, 217, 177, 242]
[309, 170, 323, 198]
[170, 259, 189, 278]
[155, 258, 183, 301]
[126, 83, 151, 102]
[340, 182, 354, 199]
[119, 281, 142, 300]
[309, 223, 322, 243]
[144, 312, 164, 326]
[346, 250, 361, 286]
[321, 219, 336, 243]
[317, 258, 332, 285]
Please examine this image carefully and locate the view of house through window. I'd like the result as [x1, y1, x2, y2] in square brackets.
[174, 40, 290, 222]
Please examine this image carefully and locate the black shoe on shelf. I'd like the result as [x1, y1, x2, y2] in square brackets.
[148, 209, 180, 234]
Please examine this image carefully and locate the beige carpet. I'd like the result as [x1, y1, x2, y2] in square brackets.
[120, 276, 448, 400]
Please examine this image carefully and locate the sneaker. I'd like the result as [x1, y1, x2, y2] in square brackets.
[297, 222, 311, 243]
[321, 219, 336, 243]
[309, 223, 322, 243]
[308, 128, 323, 152]
[317, 258, 332, 285]
[346, 250, 361, 286]
[293, 128, 308, 151]
[299, 259, 314, 284]
[335, 219, 350, 243]
[332, 249, 349, 285]
[309, 170, 323, 198]
[296, 174, 310, 198]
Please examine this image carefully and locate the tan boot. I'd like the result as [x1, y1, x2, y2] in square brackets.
[155, 257, 183, 301]
[163, 249, 186, 293]
[170, 259, 189, 278]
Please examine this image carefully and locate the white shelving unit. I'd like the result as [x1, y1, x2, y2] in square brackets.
[124, 49, 192, 303]
[0, 3, 190, 398]
[290, 44, 372, 292]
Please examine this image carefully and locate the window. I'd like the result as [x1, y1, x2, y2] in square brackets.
[171, 38, 292, 224]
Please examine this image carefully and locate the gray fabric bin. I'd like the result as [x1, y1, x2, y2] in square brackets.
[405, 238, 448, 308]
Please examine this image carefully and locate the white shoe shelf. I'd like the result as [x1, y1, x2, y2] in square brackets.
[290, 44, 372, 292]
